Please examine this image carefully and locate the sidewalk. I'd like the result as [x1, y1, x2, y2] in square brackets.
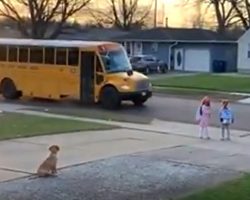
[0, 128, 196, 182]
[12, 108, 250, 139]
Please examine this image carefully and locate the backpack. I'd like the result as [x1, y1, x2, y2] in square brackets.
[195, 106, 203, 122]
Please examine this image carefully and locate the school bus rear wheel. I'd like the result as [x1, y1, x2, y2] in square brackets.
[1, 78, 21, 100]
[100, 86, 121, 109]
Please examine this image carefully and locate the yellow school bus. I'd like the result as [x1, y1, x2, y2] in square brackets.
[0, 39, 152, 109]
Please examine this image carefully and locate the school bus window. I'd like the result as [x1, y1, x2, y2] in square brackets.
[68, 48, 79, 66]
[19, 47, 29, 63]
[56, 48, 67, 65]
[96, 57, 103, 72]
[30, 47, 43, 63]
[8, 46, 18, 62]
[0, 45, 7, 61]
[45, 47, 55, 64]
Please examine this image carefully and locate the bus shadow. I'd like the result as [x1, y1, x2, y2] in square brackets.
[1, 97, 149, 111]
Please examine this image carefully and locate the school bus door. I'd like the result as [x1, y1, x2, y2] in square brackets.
[80, 51, 95, 104]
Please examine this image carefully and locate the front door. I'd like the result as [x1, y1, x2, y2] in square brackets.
[174, 48, 184, 70]
[80, 51, 95, 104]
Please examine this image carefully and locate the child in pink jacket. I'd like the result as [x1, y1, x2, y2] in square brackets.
[196, 96, 211, 139]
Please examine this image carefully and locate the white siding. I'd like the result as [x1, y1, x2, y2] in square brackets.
[237, 29, 250, 72]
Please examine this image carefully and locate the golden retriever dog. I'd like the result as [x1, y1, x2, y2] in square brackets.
[37, 145, 60, 177]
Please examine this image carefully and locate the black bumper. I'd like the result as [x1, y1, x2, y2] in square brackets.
[119, 90, 152, 101]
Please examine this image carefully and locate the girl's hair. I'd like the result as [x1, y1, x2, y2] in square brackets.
[222, 99, 229, 106]
[201, 96, 210, 106]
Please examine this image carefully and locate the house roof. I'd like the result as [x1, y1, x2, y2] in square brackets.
[59, 28, 129, 41]
[112, 27, 237, 42]
[237, 28, 250, 42]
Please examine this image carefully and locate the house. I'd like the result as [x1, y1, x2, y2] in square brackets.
[113, 28, 238, 72]
[59, 27, 238, 73]
[237, 29, 250, 72]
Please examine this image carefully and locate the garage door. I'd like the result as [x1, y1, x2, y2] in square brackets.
[184, 49, 210, 72]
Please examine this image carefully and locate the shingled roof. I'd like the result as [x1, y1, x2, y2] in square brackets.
[112, 27, 237, 42]
[59, 28, 128, 41]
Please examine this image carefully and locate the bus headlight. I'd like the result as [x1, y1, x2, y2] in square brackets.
[121, 85, 130, 90]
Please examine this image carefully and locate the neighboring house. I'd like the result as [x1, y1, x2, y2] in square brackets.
[237, 29, 250, 72]
[113, 28, 238, 72]
[58, 27, 239, 73]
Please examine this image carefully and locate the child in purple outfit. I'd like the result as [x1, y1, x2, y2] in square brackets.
[196, 96, 211, 139]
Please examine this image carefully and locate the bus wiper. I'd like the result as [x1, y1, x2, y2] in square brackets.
[108, 69, 127, 73]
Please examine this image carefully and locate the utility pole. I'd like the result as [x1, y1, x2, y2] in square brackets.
[154, 0, 158, 27]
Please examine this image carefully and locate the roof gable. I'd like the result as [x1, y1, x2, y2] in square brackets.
[238, 29, 250, 42]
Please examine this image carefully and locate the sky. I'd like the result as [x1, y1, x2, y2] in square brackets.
[85, 0, 188, 27]
[163, 0, 184, 27]
[2, 0, 206, 28]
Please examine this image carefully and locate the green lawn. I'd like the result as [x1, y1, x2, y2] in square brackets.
[181, 174, 250, 200]
[152, 74, 250, 93]
[0, 112, 115, 140]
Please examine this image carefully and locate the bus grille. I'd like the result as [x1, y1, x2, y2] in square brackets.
[136, 80, 150, 91]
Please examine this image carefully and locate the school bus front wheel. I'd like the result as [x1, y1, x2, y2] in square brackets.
[100, 86, 121, 109]
[132, 96, 148, 106]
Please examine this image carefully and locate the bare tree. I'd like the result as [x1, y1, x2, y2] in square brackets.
[205, 0, 239, 34]
[179, 0, 211, 29]
[89, 0, 153, 30]
[191, 0, 205, 28]
[0, 0, 91, 39]
[182, 0, 238, 33]
[229, 0, 250, 30]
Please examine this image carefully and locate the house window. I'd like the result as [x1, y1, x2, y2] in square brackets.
[151, 42, 158, 52]
[134, 42, 142, 55]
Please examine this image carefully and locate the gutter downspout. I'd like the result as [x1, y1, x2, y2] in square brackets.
[168, 42, 178, 70]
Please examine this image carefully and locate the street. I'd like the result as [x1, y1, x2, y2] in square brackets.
[127, 94, 250, 131]
[5, 94, 250, 131]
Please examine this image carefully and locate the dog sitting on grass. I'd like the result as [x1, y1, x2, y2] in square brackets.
[37, 145, 60, 177]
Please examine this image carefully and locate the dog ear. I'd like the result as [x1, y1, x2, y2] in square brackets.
[49, 145, 60, 152]
[54, 145, 60, 151]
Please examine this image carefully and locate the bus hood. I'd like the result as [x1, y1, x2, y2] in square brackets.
[105, 71, 151, 92]
[106, 71, 148, 81]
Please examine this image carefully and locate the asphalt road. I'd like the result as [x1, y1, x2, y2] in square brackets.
[123, 94, 250, 131]
[2, 94, 250, 131]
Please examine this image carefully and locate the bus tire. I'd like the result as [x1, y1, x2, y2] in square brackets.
[1, 78, 21, 100]
[100, 86, 121, 109]
[132, 97, 147, 106]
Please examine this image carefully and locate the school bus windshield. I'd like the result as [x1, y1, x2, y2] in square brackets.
[100, 47, 132, 73]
